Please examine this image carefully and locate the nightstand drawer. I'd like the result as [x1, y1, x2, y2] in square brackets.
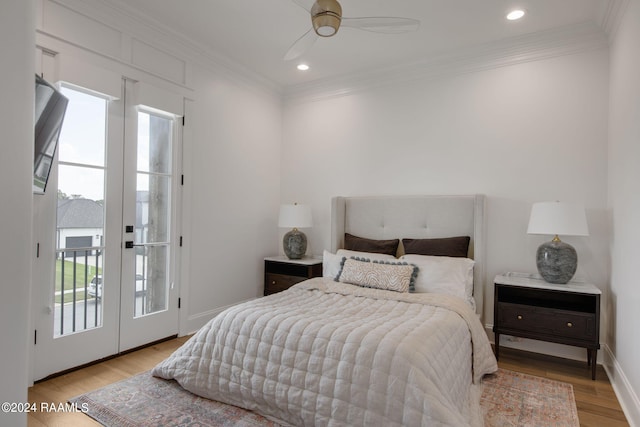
[264, 257, 323, 296]
[265, 273, 306, 295]
[497, 302, 597, 342]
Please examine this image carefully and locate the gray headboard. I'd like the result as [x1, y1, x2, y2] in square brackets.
[330, 195, 486, 316]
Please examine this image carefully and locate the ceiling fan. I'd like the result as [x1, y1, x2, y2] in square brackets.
[284, 0, 420, 61]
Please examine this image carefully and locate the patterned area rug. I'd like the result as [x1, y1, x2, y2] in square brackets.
[481, 369, 580, 427]
[70, 368, 579, 426]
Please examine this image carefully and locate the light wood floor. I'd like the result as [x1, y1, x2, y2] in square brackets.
[497, 346, 629, 427]
[28, 337, 629, 426]
[28, 336, 190, 427]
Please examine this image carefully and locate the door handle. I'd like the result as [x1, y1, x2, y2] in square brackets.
[125, 241, 145, 249]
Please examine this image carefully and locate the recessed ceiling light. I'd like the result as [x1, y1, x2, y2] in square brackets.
[506, 9, 526, 21]
[297, 63, 310, 71]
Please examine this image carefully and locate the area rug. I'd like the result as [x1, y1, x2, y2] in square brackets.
[70, 368, 579, 427]
[481, 369, 579, 427]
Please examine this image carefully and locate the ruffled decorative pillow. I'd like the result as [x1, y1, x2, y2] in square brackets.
[336, 257, 418, 293]
[322, 249, 396, 278]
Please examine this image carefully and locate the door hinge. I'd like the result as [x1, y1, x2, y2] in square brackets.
[34, 329, 37, 345]
[178, 298, 181, 309]
[179, 236, 183, 247]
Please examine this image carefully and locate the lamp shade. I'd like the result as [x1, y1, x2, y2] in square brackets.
[527, 202, 589, 237]
[278, 204, 313, 229]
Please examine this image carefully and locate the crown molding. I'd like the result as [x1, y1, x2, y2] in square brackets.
[51, 0, 282, 99]
[48, 1, 613, 106]
[597, 0, 630, 42]
[283, 21, 609, 104]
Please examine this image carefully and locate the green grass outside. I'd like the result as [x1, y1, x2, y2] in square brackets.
[55, 258, 102, 304]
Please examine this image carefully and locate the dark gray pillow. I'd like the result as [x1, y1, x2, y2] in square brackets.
[402, 236, 470, 257]
[344, 233, 399, 256]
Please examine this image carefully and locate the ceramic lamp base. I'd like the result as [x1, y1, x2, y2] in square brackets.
[536, 239, 577, 284]
[283, 228, 307, 259]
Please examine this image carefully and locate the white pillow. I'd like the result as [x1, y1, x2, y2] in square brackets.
[323, 250, 342, 278]
[400, 254, 474, 302]
[323, 249, 396, 278]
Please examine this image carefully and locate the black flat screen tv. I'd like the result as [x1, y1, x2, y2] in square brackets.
[34, 74, 68, 194]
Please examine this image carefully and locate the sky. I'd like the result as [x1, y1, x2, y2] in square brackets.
[57, 86, 153, 201]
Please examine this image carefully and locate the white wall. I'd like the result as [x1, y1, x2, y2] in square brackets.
[183, 68, 282, 332]
[0, 1, 35, 426]
[607, 0, 640, 423]
[282, 48, 611, 355]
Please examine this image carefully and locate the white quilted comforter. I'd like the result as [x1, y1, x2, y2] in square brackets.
[153, 277, 497, 426]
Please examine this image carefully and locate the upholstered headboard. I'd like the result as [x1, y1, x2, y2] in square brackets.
[330, 195, 486, 316]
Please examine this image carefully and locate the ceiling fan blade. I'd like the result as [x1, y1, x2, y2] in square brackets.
[341, 17, 420, 34]
[291, 0, 312, 12]
[284, 28, 318, 61]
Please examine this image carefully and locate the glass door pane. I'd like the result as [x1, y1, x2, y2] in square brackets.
[55, 87, 107, 336]
[134, 111, 173, 318]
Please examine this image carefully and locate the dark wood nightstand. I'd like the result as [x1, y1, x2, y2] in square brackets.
[493, 273, 601, 380]
[264, 256, 323, 296]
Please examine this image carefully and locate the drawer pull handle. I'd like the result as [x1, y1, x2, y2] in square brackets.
[567, 322, 573, 328]
[272, 281, 277, 285]
[517, 315, 523, 320]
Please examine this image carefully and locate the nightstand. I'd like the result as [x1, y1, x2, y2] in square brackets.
[493, 273, 601, 380]
[264, 256, 323, 296]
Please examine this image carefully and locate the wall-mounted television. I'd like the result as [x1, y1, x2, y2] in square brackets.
[34, 74, 68, 194]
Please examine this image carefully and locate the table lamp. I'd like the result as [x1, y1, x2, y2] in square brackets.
[527, 201, 589, 284]
[278, 203, 313, 259]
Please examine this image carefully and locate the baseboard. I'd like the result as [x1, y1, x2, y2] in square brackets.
[602, 344, 640, 427]
[485, 325, 639, 427]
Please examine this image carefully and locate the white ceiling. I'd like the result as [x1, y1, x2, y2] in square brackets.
[103, 0, 606, 89]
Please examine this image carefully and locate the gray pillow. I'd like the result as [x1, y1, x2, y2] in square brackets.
[344, 233, 399, 256]
[402, 236, 470, 257]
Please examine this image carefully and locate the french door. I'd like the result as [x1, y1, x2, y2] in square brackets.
[119, 80, 181, 351]
[33, 78, 181, 380]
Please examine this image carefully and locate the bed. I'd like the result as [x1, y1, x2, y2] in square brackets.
[153, 195, 498, 426]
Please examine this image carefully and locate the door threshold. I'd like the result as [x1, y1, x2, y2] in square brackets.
[34, 334, 178, 383]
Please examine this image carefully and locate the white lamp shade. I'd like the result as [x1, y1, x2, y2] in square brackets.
[278, 204, 313, 228]
[527, 201, 589, 237]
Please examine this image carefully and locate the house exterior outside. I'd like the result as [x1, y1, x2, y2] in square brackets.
[56, 193, 149, 256]
[56, 198, 103, 256]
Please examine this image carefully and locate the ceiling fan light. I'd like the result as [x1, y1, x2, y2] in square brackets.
[318, 26, 335, 36]
[312, 13, 340, 36]
[311, 0, 342, 37]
